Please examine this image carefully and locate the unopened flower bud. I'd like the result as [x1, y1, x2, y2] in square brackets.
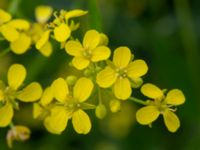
[110, 99, 121, 113]
[95, 104, 107, 119]
[66, 75, 77, 86]
[7, 125, 31, 148]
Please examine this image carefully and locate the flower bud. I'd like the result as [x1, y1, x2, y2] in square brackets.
[7, 125, 31, 148]
[95, 104, 107, 119]
[110, 99, 121, 113]
[66, 75, 77, 86]
[131, 78, 143, 88]
[99, 33, 109, 46]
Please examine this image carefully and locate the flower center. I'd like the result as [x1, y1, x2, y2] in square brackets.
[64, 97, 81, 111]
[82, 50, 92, 59]
[115, 68, 127, 78]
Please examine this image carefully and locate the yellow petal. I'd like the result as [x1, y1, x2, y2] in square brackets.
[8, 19, 30, 31]
[39, 41, 52, 57]
[54, 23, 71, 42]
[10, 33, 31, 54]
[83, 30, 100, 50]
[40, 87, 53, 106]
[0, 103, 13, 127]
[35, 6, 53, 23]
[96, 66, 117, 88]
[99, 33, 109, 46]
[0, 9, 12, 24]
[36, 30, 51, 49]
[65, 40, 83, 56]
[8, 64, 26, 90]
[165, 89, 185, 105]
[72, 109, 91, 134]
[91, 46, 111, 62]
[0, 89, 4, 101]
[51, 78, 68, 103]
[141, 83, 164, 99]
[163, 110, 180, 132]
[33, 103, 43, 119]
[0, 24, 19, 42]
[113, 47, 132, 68]
[136, 106, 160, 125]
[72, 56, 90, 70]
[17, 82, 43, 102]
[113, 78, 132, 100]
[73, 77, 93, 102]
[65, 9, 87, 20]
[127, 59, 148, 79]
[44, 106, 68, 134]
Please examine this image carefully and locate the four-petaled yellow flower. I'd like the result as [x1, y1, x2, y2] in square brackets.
[96, 47, 148, 100]
[65, 30, 111, 70]
[136, 83, 185, 132]
[0, 64, 43, 127]
[44, 77, 94, 134]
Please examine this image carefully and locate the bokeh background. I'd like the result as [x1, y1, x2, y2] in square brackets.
[0, 0, 200, 149]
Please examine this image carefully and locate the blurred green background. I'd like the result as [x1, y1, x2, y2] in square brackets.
[0, 0, 200, 149]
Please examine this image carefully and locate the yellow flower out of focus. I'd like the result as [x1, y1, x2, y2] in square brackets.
[65, 30, 111, 70]
[0, 64, 42, 127]
[136, 83, 185, 132]
[35, 77, 94, 135]
[96, 47, 148, 100]
[36, 9, 87, 53]
[31, 5, 53, 57]
[6, 125, 31, 148]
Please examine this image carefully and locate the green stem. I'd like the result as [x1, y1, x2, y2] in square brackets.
[97, 87, 103, 105]
[129, 97, 147, 105]
[0, 48, 10, 57]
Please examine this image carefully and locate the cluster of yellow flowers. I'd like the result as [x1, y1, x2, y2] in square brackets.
[0, 5, 185, 148]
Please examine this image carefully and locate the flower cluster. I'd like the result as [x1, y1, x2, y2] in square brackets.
[0, 5, 185, 148]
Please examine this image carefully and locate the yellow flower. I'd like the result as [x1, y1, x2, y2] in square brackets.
[0, 19, 32, 54]
[65, 30, 111, 70]
[136, 83, 185, 132]
[46, 77, 94, 134]
[96, 47, 148, 100]
[0, 64, 43, 127]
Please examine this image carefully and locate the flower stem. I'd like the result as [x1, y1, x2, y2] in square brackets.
[0, 48, 10, 57]
[129, 97, 147, 105]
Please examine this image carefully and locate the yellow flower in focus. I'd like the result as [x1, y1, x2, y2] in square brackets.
[65, 30, 111, 70]
[46, 77, 94, 134]
[96, 47, 148, 100]
[0, 64, 43, 127]
[136, 83, 185, 132]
